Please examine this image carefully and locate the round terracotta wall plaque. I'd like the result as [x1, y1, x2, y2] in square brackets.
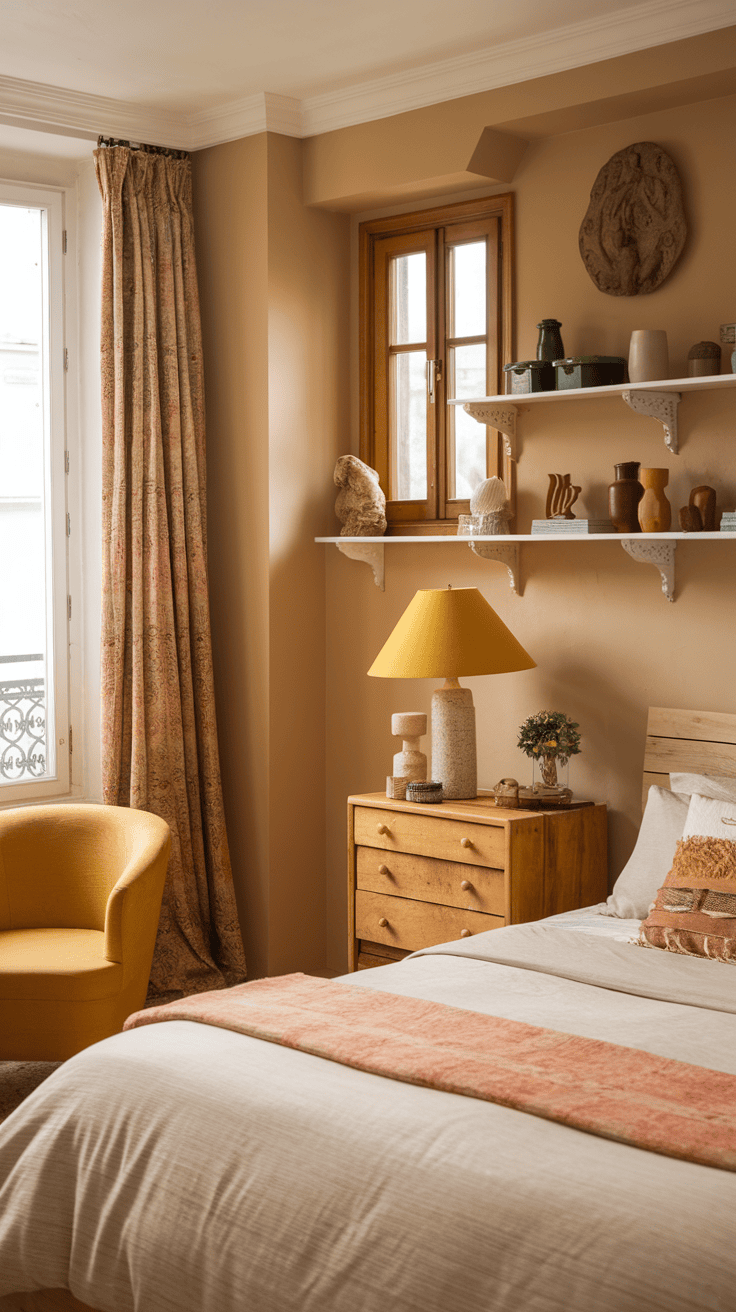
[579, 141, 686, 297]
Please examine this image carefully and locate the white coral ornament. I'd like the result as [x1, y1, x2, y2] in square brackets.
[468, 476, 511, 535]
[470, 476, 508, 516]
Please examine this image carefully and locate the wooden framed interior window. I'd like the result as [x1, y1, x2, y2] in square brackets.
[360, 194, 513, 534]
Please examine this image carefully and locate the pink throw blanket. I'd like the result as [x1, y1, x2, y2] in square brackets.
[125, 973, 736, 1172]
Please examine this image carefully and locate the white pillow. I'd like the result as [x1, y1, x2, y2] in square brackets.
[606, 785, 689, 920]
[670, 772, 736, 803]
[682, 791, 736, 839]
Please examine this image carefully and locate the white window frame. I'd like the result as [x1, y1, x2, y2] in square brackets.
[0, 179, 76, 806]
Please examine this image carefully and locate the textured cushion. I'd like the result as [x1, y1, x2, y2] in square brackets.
[606, 786, 689, 919]
[639, 794, 736, 962]
[670, 773, 736, 803]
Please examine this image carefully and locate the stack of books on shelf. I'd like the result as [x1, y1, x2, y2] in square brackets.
[531, 519, 615, 535]
[720, 512, 736, 533]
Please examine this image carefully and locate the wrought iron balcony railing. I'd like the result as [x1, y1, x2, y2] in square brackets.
[0, 653, 46, 783]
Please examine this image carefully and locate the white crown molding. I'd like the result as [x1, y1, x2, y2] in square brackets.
[0, 73, 188, 148]
[0, 0, 732, 151]
[300, 0, 736, 135]
[186, 93, 302, 150]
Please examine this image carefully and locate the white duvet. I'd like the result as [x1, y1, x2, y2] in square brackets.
[1, 907, 735, 1312]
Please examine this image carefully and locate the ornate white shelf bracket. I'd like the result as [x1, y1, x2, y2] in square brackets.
[621, 539, 676, 602]
[336, 540, 385, 590]
[469, 541, 520, 595]
[463, 402, 518, 462]
[621, 390, 681, 454]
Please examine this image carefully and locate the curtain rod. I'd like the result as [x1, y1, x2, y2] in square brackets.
[97, 135, 189, 160]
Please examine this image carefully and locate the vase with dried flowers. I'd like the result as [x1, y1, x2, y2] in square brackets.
[517, 710, 581, 792]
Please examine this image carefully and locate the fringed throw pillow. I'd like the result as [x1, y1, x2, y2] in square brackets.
[639, 794, 736, 962]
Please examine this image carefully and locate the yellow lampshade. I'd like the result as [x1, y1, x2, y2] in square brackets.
[367, 587, 536, 679]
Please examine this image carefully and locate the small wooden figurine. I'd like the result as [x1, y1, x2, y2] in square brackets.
[690, 485, 716, 531]
[678, 505, 702, 532]
[678, 486, 716, 533]
[546, 473, 582, 520]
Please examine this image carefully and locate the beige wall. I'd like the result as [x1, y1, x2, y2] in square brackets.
[265, 135, 351, 974]
[324, 91, 736, 971]
[193, 58, 736, 980]
[193, 135, 271, 977]
[193, 133, 350, 978]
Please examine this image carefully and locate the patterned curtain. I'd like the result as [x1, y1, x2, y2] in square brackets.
[94, 145, 246, 1000]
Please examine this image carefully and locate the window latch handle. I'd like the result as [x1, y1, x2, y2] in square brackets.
[426, 358, 441, 404]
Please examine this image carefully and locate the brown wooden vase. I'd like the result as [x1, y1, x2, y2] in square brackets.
[608, 462, 643, 532]
[638, 467, 672, 533]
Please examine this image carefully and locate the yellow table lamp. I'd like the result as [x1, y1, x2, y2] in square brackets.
[368, 586, 535, 800]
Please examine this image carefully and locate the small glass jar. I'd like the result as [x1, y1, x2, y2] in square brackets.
[532, 754, 569, 794]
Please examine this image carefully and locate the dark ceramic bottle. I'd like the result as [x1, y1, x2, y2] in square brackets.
[608, 462, 644, 533]
[536, 319, 565, 363]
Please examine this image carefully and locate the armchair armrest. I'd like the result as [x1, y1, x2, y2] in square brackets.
[104, 818, 170, 992]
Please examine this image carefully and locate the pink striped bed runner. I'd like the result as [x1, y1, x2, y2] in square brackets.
[125, 972, 736, 1171]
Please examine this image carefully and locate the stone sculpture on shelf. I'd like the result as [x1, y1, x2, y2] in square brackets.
[546, 473, 581, 520]
[469, 476, 512, 534]
[391, 713, 427, 783]
[334, 455, 386, 537]
[579, 142, 686, 297]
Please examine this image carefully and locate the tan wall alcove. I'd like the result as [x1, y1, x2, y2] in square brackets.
[325, 90, 736, 972]
[193, 68, 736, 978]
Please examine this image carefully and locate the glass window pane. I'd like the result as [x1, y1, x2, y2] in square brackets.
[449, 241, 486, 339]
[389, 351, 427, 500]
[0, 204, 52, 784]
[448, 343, 487, 500]
[390, 252, 426, 345]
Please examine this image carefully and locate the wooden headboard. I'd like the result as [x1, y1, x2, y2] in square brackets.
[642, 706, 736, 808]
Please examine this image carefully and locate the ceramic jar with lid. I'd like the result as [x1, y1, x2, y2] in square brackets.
[687, 342, 721, 377]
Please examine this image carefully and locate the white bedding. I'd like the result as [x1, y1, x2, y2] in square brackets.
[1, 908, 735, 1312]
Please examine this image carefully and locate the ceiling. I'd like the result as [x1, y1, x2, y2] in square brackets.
[0, 0, 733, 157]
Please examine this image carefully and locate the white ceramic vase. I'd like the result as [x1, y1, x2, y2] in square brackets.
[628, 330, 669, 383]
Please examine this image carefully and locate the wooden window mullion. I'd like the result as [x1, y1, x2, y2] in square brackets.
[360, 195, 513, 534]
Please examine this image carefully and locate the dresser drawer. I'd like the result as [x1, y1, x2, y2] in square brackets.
[353, 806, 505, 869]
[355, 889, 503, 953]
[356, 846, 506, 916]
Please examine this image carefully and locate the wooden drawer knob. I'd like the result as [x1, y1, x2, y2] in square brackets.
[378, 863, 390, 874]
[377, 823, 391, 836]
[460, 837, 474, 849]
[460, 879, 472, 891]
[460, 929, 472, 938]
[378, 917, 389, 928]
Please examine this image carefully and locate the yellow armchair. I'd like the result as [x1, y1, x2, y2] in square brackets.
[0, 803, 170, 1061]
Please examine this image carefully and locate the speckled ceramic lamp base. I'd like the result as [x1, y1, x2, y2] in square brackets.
[431, 679, 477, 800]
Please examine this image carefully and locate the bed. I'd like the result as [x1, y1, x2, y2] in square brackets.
[1, 705, 736, 1312]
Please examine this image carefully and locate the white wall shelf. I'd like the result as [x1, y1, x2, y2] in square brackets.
[450, 372, 736, 459]
[317, 532, 734, 602]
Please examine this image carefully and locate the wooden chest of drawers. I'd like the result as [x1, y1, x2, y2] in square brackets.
[348, 792, 608, 971]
